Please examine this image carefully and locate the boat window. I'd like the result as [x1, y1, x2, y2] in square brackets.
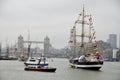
[30, 60, 36, 62]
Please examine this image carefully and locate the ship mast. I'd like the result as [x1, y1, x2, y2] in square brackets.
[69, 5, 92, 56]
[81, 5, 85, 54]
[73, 25, 77, 57]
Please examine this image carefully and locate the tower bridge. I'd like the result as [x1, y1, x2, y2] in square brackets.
[17, 35, 50, 57]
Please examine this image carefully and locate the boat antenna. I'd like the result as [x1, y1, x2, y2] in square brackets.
[0, 42, 1, 55]
[28, 29, 30, 42]
[27, 29, 30, 57]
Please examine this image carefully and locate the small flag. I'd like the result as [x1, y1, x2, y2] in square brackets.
[89, 18, 92, 22]
[94, 48, 98, 51]
[69, 40, 73, 43]
[75, 21, 77, 23]
[90, 26, 94, 28]
[79, 14, 82, 16]
[81, 11, 86, 16]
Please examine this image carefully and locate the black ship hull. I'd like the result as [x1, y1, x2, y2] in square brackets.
[69, 60, 104, 70]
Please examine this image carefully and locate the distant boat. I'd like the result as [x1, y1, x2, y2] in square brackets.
[19, 52, 28, 61]
[0, 44, 18, 60]
[8, 55, 18, 60]
[68, 6, 104, 70]
[19, 55, 28, 61]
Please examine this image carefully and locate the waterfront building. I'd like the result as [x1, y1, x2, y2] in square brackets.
[109, 34, 117, 49]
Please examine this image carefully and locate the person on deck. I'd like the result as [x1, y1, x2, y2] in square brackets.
[95, 51, 102, 59]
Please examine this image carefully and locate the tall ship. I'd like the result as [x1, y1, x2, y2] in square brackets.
[68, 6, 104, 70]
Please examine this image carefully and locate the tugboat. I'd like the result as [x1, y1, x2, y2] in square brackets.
[24, 43, 56, 72]
[24, 55, 49, 67]
[24, 43, 49, 67]
[68, 6, 103, 70]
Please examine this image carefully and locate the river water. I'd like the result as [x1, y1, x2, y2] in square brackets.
[0, 58, 120, 80]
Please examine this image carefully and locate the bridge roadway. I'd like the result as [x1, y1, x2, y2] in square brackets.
[24, 41, 44, 44]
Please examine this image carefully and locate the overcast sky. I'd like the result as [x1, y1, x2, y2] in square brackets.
[0, 0, 120, 49]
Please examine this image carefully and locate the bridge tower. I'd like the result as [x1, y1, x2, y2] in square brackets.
[17, 35, 24, 56]
[44, 36, 50, 57]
